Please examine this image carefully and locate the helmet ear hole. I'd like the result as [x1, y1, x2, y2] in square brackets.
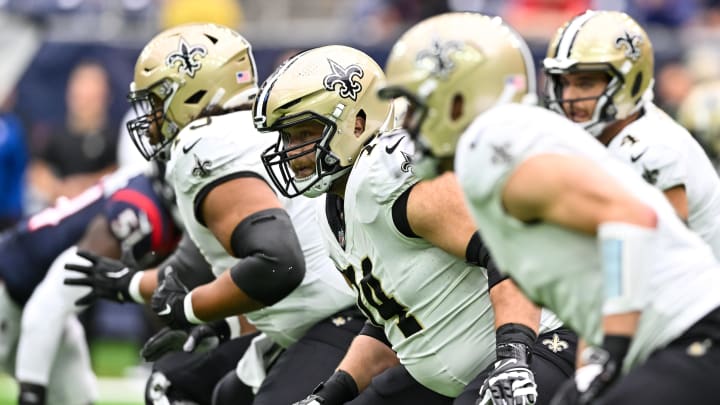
[631, 72, 643, 98]
[185, 90, 207, 104]
[450, 93, 463, 121]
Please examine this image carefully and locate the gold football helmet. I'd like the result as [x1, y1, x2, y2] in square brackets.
[543, 10, 654, 136]
[253, 45, 392, 198]
[678, 80, 720, 160]
[377, 12, 536, 178]
[127, 22, 258, 160]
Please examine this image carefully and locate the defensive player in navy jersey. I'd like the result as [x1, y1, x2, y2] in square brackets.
[0, 163, 182, 405]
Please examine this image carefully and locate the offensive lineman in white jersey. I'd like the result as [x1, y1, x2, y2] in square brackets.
[254, 23, 573, 405]
[543, 10, 720, 259]
[377, 9, 720, 405]
[116, 23, 360, 404]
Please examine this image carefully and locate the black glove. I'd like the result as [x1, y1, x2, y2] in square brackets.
[140, 327, 189, 362]
[151, 268, 193, 330]
[292, 370, 359, 405]
[478, 323, 538, 405]
[64, 250, 139, 306]
[550, 336, 628, 405]
[182, 318, 232, 352]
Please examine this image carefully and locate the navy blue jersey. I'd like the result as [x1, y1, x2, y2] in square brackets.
[0, 169, 180, 305]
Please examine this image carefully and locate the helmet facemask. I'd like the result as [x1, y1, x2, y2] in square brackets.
[127, 79, 180, 161]
[261, 111, 347, 198]
[544, 63, 623, 137]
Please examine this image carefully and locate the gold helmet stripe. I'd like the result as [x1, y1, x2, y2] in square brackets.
[556, 11, 596, 59]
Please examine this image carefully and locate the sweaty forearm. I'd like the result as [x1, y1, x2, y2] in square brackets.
[490, 279, 540, 333]
[337, 334, 400, 392]
[188, 270, 264, 322]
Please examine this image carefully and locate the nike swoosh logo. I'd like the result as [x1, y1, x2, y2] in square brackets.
[157, 304, 172, 316]
[385, 136, 405, 154]
[630, 148, 647, 163]
[107, 268, 129, 279]
[182, 138, 201, 154]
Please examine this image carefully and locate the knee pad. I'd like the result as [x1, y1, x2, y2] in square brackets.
[212, 370, 254, 405]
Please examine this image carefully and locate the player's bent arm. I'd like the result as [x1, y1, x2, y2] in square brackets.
[502, 154, 657, 234]
[503, 153, 653, 366]
[405, 172, 476, 258]
[188, 270, 265, 320]
[662, 185, 689, 222]
[160, 206, 306, 324]
[199, 176, 283, 254]
[407, 173, 541, 328]
[296, 322, 399, 404]
[336, 323, 399, 392]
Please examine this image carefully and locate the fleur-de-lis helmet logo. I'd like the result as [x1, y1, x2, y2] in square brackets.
[166, 38, 208, 78]
[415, 38, 464, 78]
[615, 31, 642, 61]
[322, 59, 364, 101]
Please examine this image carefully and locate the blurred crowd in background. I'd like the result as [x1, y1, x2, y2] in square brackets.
[1, 0, 719, 374]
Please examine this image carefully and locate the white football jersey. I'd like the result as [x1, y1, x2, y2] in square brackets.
[333, 130, 562, 396]
[165, 110, 354, 348]
[608, 103, 720, 259]
[456, 103, 720, 372]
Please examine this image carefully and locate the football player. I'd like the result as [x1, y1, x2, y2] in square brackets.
[0, 162, 182, 405]
[378, 8, 720, 405]
[677, 79, 720, 170]
[543, 10, 720, 259]
[115, 22, 360, 405]
[253, 26, 574, 405]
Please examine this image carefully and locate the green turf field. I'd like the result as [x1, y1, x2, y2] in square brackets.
[0, 340, 146, 405]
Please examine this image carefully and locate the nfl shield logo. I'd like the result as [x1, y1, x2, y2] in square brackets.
[236, 71, 251, 83]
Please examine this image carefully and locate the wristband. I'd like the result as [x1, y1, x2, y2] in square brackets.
[602, 334, 631, 367]
[495, 323, 537, 363]
[312, 369, 359, 403]
[183, 292, 204, 325]
[226, 316, 241, 339]
[128, 271, 146, 304]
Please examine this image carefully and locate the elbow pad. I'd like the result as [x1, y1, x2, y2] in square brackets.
[466, 232, 507, 290]
[229, 208, 306, 306]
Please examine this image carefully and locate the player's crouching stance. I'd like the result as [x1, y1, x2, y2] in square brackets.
[64, 22, 362, 405]
[253, 17, 575, 405]
[379, 11, 720, 405]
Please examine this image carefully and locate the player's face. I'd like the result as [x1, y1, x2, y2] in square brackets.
[282, 120, 325, 179]
[558, 71, 608, 123]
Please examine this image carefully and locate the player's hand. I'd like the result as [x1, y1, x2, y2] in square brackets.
[151, 268, 193, 330]
[182, 319, 232, 352]
[64, 250, 138, 306]
[141, 327, 189, 362]
[292, 395, 324, 405]
[549, 347, 619, 405]
[477, 358, 537, 405]
[292, 370, 359, 405]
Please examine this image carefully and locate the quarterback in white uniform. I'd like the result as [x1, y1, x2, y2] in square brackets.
[121, 23, 359, 405]
[379, 9, 720, 405]
[254, 24, 573, 405]
[543, 10, 720, 259]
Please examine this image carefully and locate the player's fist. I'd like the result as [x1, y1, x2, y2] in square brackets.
[478, 358, 537, 405]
